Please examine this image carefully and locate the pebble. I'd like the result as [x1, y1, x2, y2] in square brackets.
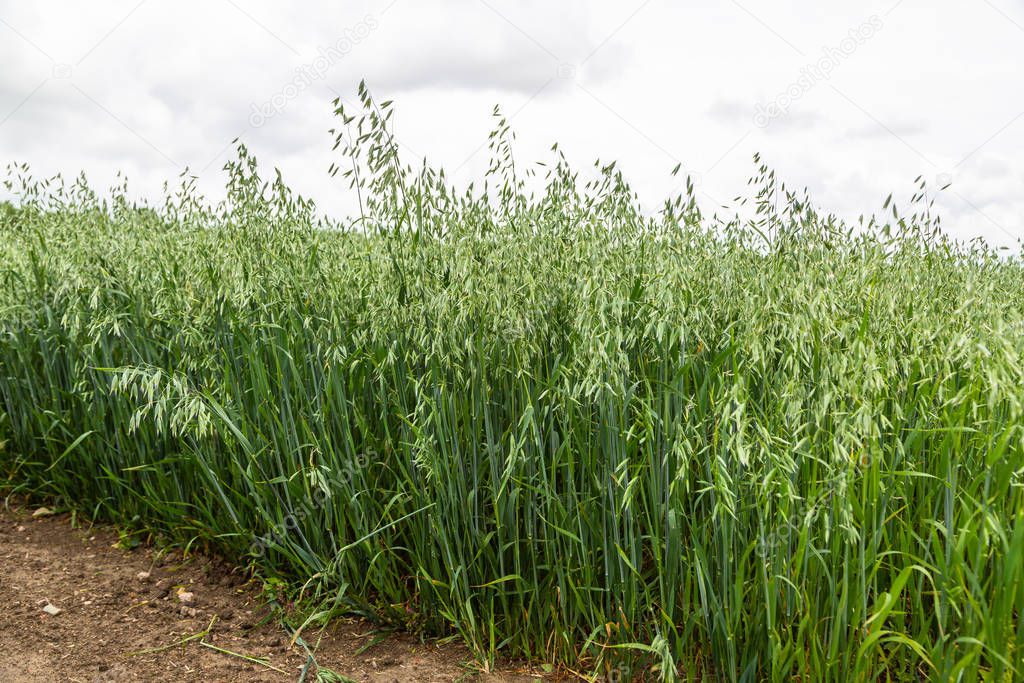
[136, 571, 151, 582]
[177, 590, 195, 605]
[41, 603, 62, 616]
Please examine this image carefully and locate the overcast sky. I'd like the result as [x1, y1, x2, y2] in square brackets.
[2, 0, 1022, 247]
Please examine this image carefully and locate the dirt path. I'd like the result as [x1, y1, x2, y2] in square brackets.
[0, 505, 544, 682]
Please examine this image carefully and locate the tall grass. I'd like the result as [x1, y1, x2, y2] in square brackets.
[2, 88, 1023, 680]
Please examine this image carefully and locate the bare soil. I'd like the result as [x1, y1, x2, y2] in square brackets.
[0, 505, 547, 682]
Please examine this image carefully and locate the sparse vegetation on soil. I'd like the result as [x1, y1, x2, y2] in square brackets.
[0, 505, 537, 682]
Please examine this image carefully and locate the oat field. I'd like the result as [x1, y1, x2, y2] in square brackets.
[2, 92, 1023, 681]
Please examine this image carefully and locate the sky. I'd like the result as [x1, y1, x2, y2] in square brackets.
[1, 0, 1023, 248]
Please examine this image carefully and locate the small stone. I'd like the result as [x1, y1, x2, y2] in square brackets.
[176, 590, 195, 605]
[41, 603, 61, 616]
[32, 507, 55, 518]
[136, 571, 151, 582]
[16, 525, 25, 532]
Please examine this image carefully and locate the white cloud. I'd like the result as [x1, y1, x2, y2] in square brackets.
[1, 0, 1022, 247]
